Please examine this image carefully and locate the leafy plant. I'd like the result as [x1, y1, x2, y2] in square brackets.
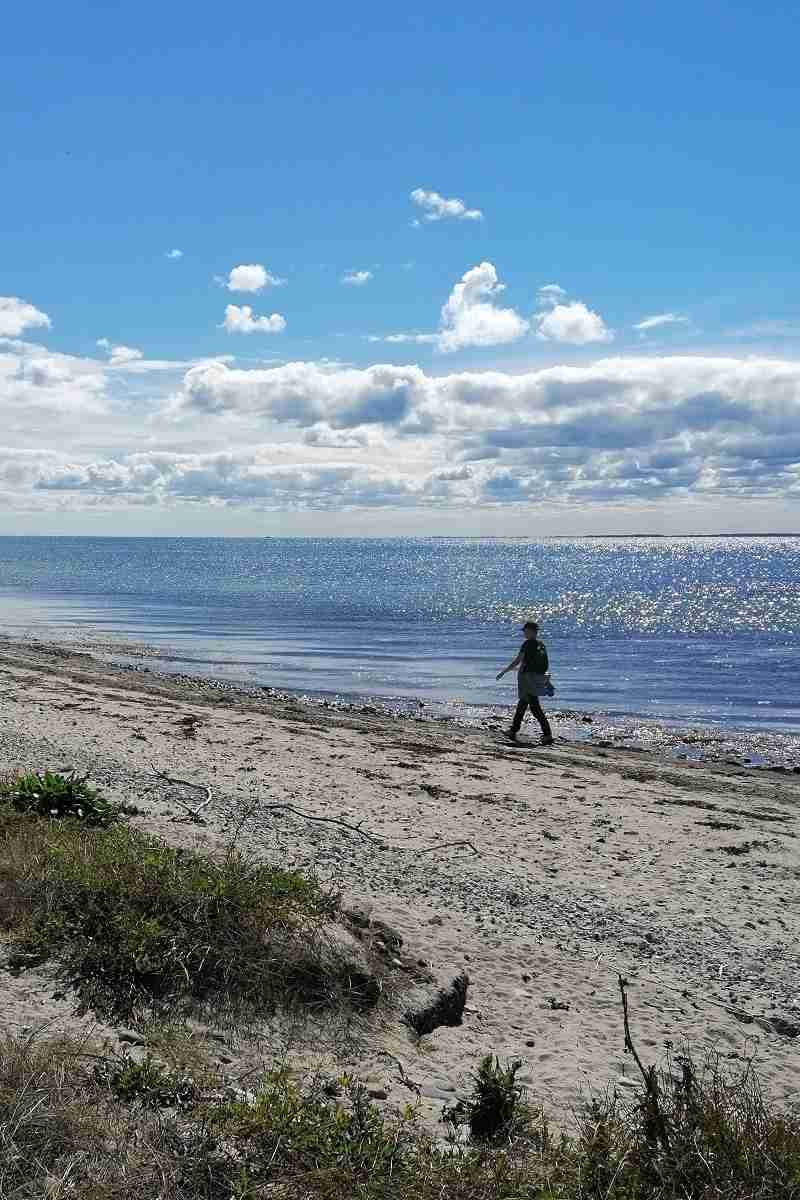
[216, 1067, 419, 1186]
[0, 769, 139, 826]
[93, 1053, 200, 1109]
[442, 1054, 530, 1142]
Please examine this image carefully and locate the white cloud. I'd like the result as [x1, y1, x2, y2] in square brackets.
[537, 283, 567, 307]
[341, 270, 373, 286]
[97, 339, 144, 365]
[438, 262, 529, 352]
[221, 305, 287, 335]
[177, 359, 421, 427]
[28, 447, 432, 510]
[535, 300, 613, 345]
[165, 248, 183, 259]
[0, 344, 108, 420]
[226, 264, 286, 293]
[110, 346, 144, 364]
[634, 312, 689, 331]
[368, 332, 438, 344]
[410, 187, 483, 223]
[5, 340, 800, 514]
[302, 425, 370, 448]
[0, 297, 51, 338]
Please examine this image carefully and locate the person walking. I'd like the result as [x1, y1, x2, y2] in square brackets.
[496, 620, 554, 745]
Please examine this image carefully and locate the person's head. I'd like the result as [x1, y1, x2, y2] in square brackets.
[522, 620, 539, 639]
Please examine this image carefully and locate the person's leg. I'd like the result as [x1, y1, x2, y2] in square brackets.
[508, 696, 529, 736]
[529, 697, 553, 742]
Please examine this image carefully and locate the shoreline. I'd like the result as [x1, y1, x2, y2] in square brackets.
[1, 633, 799, 1128]
[5, 629, 800, 772]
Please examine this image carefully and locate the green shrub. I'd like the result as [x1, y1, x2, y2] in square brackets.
[93, 1053, 200, 1109]
[0, 769, 140, 825]
[217, 1067, 420, 1187]
[4, 819, 382, 1024]
[442, 1055, 531, 1143]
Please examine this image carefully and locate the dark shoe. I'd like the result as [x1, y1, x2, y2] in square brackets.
[505, 729, 519, 742]
[540, 736, 554, 746]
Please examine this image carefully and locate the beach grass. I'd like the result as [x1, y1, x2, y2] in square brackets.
[0, 782, 384, 1027]
[2, 772, 800, 1197]
[1, 1028, 799, 1199]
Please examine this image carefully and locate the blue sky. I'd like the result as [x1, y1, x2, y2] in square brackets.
[2, 1, 800, 534]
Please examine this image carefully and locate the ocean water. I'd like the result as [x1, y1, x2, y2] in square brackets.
[0, 535, 798, 734]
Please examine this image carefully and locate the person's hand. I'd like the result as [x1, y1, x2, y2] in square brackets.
[495, 671, 505, 680]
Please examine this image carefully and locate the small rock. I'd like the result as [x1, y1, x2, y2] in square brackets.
[117, 1029, 148, 1047]
[765, 1017, 799, 1039]
[420, 1084, 455, 1102]
[367, 1087, 388, 1100]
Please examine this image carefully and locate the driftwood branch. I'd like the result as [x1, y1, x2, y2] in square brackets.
[151, 767, 213, 822]
[254, 800, 480, 857]
[412, 839, 479, 856]
[618, 974, 671, 1154]
[151, 765, 479, 856]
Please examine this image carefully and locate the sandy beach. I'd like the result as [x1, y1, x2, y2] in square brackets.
[1, 634, 798, 1131]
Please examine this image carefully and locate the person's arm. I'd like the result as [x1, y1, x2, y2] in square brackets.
[496, 647, 523, 680]
[541, 644, 549, 672]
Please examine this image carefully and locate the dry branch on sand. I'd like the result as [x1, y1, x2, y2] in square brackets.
[152, 765, 479, 856]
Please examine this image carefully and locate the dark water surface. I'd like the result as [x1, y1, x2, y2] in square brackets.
[0, 536, 798, 735]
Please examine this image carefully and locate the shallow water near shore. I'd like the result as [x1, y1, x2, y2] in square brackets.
[0, 535, 798, 762]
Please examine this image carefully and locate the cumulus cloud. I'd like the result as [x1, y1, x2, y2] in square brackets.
[537, 283, 567, 307]
[97, 339, 145, 365]
[29, 448, 431, 510]
[438, 262, 529, 352]
[226, 264, 286, 292]
[0, 343, 108, 421]
[535, 300, 613, 345]
[410, 188, 483, 223]
[302, 425, 369, 449]
[341, 270, 373, 286]
[0, 297, 51, 338]
[634, 313, 689, 332]
[165, 248, 183, 259]
[5, 342, 800, 513]
[177, 359, 421, 427]
[166, 354, 800, 503]
[221, 305, 287, 335]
